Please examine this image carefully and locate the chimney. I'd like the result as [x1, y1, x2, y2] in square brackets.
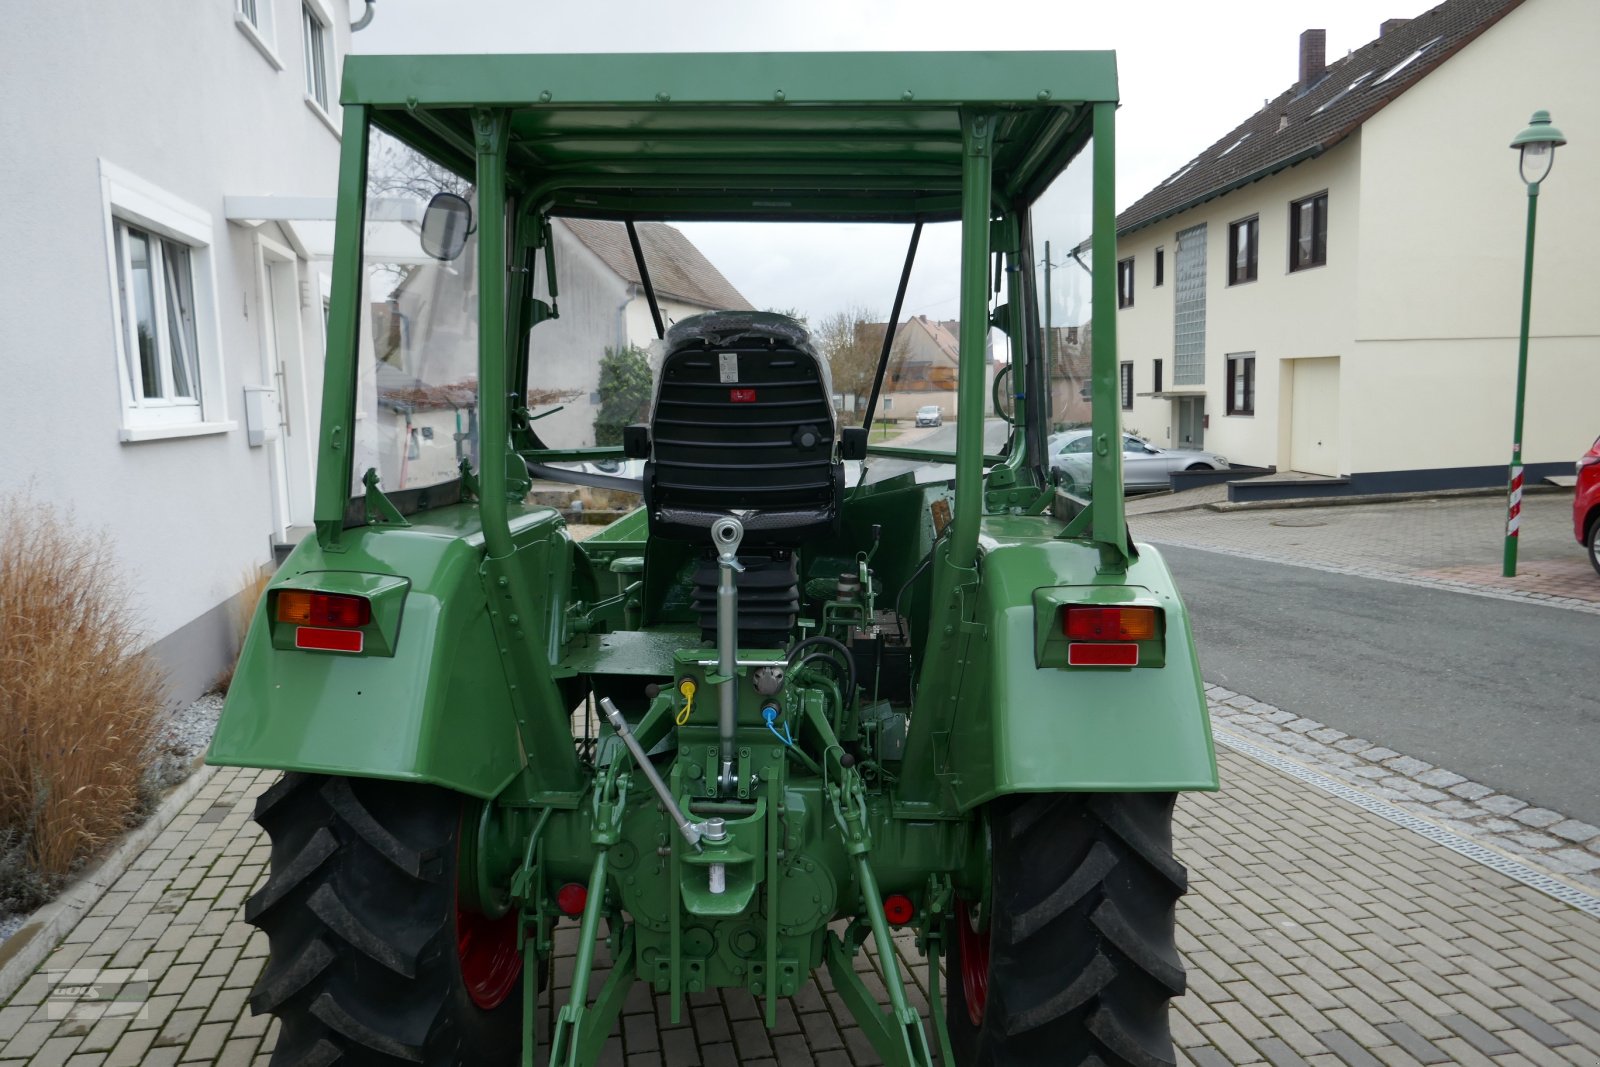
[1299, 28, 1327, 91]
[1380, 18, 1411, 37]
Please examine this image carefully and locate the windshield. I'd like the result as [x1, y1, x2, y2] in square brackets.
[1029, 140, 1096, 496]
[351, 125, 480, 496]
[523, 219, 1010, 493]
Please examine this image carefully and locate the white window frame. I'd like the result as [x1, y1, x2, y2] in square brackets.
[234, 0, 283, 71]
[99, 160, 233, 442]
[301, 0, 339, 136]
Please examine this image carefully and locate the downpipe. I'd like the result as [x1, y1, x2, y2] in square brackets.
[711, 517, 745, 794]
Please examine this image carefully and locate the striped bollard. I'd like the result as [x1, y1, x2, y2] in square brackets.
[1503, 462, 1523, 577]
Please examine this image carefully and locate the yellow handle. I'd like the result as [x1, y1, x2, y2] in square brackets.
[675, 679, 697, 726]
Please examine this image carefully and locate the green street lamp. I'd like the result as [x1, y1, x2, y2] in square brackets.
[1502, 110, 1566, 577]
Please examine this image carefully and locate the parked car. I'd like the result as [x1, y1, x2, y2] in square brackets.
[1049, 428, 1229, 492]
[915, 404, 943, 427]
[1574, 434, 1600, 575]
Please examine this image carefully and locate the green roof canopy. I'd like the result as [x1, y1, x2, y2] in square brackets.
[343, 51, 1117, 221]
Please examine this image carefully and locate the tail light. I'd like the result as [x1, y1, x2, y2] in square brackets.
[1063, 606, 1156, 641]
[277, 591, 372, 654]
[277, 591, 372, 628]
[883, 893, 916, 926]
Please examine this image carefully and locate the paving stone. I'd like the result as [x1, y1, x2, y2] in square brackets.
[1477, 795, 1529, 817]
[1374, 1021, 1449, 1064]
[1545, 849, 1600, 874]
[1358, 746, 1398, 762]
[1448, 781, 1496, 801]
[1382, 756, 1433, 777]
[1549, 819, 1600, 844]
[1414, 769, 1467, 789]
[1439, 1014, 1514, 1056]
[1507, 807, 1566, 829]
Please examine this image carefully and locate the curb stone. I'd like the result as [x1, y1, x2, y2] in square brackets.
[0, 761, 217, 1003]
[1204, 686, 1600, 896]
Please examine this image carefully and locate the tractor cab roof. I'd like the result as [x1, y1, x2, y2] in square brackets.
[343, 51, 1117, 222]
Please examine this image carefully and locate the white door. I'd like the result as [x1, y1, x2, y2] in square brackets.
[1289, 357, 1340, 476]
[258, 236, 314, 539]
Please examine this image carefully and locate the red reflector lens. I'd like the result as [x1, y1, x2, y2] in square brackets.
[1063, 606, 1156, 641]
[1067, 642, 1140, 667]
[277, 591, 371, 628]
[556, 883, 588, 917]
[883, 893, 916, 926]
[295, 627, 365, 653]
[729, 388, 757, 403]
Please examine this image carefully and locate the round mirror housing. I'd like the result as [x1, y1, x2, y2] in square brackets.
[420, 191, 474, 261]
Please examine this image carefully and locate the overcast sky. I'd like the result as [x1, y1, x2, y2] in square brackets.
[353, 0, 1441, 325]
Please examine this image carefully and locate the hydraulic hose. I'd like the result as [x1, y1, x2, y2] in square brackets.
[787, 635, 856, 704]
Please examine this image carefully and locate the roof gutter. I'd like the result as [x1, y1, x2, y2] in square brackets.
[1118, 143, 1326, 237]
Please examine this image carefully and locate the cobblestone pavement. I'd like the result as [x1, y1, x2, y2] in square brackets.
[1130, 493, 1599, 610]
[4, 736, 1600, 1066]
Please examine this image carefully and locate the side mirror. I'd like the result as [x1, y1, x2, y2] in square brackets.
[420, 192, 474, 261]
[840, 427, 868, 461]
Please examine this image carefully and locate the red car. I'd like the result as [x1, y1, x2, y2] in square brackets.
[1577, 434, 1600, 575]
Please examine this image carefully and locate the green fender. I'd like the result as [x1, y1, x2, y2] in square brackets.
[942, 516, 1219, 811]
[208, 506, 571, 799]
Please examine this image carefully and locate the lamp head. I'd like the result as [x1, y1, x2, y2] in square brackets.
[1511, 110, 1566, 186]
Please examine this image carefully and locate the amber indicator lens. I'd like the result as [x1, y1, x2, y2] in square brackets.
[277, 591, 372, 629]
[1063, 606, 1156, 641]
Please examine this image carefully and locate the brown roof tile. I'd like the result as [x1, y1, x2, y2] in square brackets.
[1117, 0, 1526, 236]
[559, 218, 753, 311]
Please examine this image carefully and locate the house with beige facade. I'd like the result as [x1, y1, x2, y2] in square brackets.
[1114, 0, 1597, 497]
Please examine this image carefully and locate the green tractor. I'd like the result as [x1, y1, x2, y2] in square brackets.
[211, 49, 1217, 1067]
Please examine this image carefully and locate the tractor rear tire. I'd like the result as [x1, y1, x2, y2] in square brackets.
[245, 773, 526, 1066]
[946, 792, 1187, 1067]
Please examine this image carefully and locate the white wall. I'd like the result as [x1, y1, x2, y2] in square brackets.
[0, 1, 349, 677]
[1116, 139, 1361, 472]
[1115, 0, 1600, 480]
[1350, 0, 1600, 474]
[528, 224, 721, 449]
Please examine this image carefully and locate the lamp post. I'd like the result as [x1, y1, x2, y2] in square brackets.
[1502, 110, 1566, 577]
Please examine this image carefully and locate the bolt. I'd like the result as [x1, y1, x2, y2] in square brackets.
[656, 91, 671, 103]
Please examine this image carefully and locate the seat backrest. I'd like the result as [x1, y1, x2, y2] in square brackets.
[644, 312, 842, 545]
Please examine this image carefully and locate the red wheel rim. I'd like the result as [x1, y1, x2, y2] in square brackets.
[955, 898, 990, 1027]
[456, 900, 522, 1010]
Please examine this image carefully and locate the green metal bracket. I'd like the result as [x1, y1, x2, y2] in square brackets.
[361, 468, 411, 526]
[823, 926, 934, 1067]
[921, 876, 956, 1067]
[547, 767, 633, 1067]
[804, 701, 933, 1067]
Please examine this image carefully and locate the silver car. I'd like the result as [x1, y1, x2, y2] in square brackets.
[1049, 429, 1228, 492]
[915, 404, 943, 427]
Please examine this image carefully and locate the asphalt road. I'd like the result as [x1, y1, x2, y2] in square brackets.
[859, 418, 1009, 484]
[1157, 543, 1600, 827]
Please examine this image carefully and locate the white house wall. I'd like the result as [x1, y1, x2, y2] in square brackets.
[0, 1, 349, 700]
[1351, 0, 1600, 476]
[1116, 139, 1362, 473]
[528, 224, 722, 449]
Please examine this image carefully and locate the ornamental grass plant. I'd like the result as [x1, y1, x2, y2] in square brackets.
[0, 497, 163, 911]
